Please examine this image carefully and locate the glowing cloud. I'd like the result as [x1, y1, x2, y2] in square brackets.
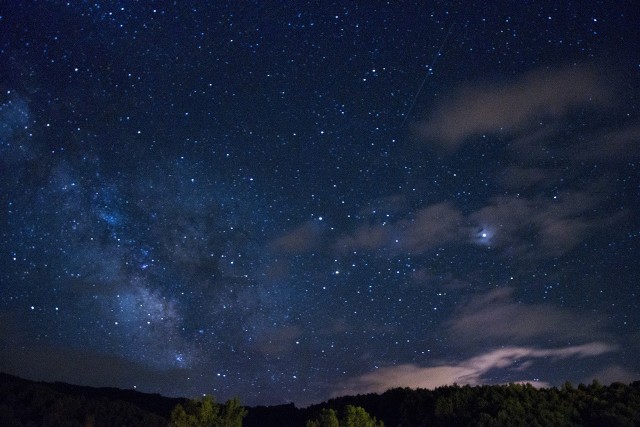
[337, 343, 616, 396]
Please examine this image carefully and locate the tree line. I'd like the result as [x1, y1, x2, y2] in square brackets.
[1, 372, 639, 426]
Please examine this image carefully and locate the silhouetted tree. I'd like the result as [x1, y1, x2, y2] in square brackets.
[342, 405, 384, 427]
[306, 407, 339, 427]
[220, 397, 247, 427]
[168, 395, 247, 427]
[306, 405, 383, 427]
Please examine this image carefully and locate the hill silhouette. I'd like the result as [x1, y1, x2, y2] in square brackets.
[1, 372, 639, 426]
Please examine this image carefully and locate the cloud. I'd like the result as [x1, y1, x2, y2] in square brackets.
[447, 287, 606, 346]
[415, 66, 612, 150]
[337, 343, 616, 396]
[334, 185, 622, 258]
[499, 166, 558, 189]
[336, 286, 617, 397]
[270, 221, 324, 254]
[335, 202, 463, 254]
[505, 119, 640, 166]
[469, 185, 625, 256]
[585, 365, 639, 385]
[335, 223, 392, 252]
[576, 121, 640, 162]
[396, 203, 465, 252]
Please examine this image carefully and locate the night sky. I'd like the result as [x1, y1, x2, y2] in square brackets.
[1, 1, 639, 407]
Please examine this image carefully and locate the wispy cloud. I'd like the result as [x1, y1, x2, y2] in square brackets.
[498, 165, 558, 190]
[334, 183, 623, 259]
[337, 342, 616, 396]
[469, 185, 626, 256]
[336, 285, 619, 397]
[447, 287, 607, 346]
[576, 121, 640, 162]
[585, 365, 639, 385]
[414, 66, 612, 150]
[335, 202, 463, 254]
[270, 221, 325, 254]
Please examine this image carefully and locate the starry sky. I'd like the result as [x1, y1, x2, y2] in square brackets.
[1, 1, 639, 407]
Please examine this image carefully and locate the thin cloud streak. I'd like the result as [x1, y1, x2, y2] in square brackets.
[337, 343, 616, 396]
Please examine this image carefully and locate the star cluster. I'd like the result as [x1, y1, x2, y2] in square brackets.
[1, 1, 639, 406]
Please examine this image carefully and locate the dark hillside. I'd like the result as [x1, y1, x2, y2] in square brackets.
[0, 372, 176, 426]
[2, 372, 640, 426]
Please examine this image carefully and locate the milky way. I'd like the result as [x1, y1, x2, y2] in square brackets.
[1, 1, 639, 406]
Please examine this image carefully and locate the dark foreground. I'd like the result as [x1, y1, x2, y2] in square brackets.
[1, 372, 639, 426]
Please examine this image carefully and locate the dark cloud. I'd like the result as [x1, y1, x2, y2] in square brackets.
[415, 66, 613, 151]
[333, 183, 624, 259]
[336, 202, 463, 254]
[270, 221, 324, 254]
[586, 365, 639, 386]
[576, 121, 640, 163]
[469, 186, 626, 257]
[447, 287, 608, 346]
[499, 166, 557, 190]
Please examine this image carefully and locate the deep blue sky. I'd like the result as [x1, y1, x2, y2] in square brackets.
[1, 1, 639, 406]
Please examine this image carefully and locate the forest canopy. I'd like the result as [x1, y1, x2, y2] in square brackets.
[1, 373, 639, 426]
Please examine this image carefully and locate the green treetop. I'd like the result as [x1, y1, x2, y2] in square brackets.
[306, 405, 384, 427]
[168, 395, 247, 427]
